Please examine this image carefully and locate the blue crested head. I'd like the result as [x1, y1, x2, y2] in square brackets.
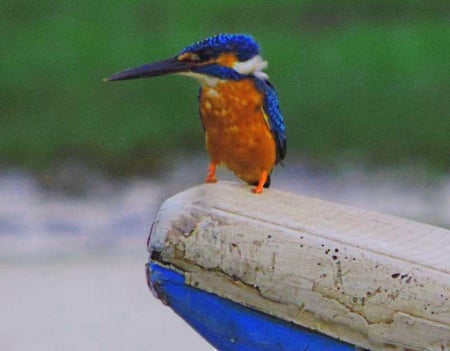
[178, 33, 268, 81]
[179, 34, 260, 62]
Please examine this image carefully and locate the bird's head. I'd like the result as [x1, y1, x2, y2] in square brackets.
[104, 34, 268, 86]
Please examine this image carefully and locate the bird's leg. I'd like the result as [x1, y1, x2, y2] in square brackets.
[252, 170, 268, 194]
[205, 162, 218, 183]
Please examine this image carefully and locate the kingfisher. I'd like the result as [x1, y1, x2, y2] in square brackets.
[104, 33, 286, 193]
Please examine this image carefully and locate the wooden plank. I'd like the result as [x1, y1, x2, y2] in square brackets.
[147, 182, 450, 351]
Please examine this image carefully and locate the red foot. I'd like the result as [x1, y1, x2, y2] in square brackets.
[251, 170, 268, 194]
[205, 162, 218, 183]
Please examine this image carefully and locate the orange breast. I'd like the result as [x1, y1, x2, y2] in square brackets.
[199, 79, 276, 184]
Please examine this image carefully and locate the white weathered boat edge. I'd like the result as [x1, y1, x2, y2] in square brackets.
[148, 182, 450, 351]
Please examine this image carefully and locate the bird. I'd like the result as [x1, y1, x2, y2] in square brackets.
[104, 33, 286, 194]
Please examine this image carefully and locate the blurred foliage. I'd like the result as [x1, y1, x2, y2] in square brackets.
[1, 0, 449, 174]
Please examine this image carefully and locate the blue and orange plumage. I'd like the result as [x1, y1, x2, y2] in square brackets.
[105, 34, 286, 193]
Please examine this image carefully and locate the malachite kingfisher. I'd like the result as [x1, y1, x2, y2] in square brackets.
[104, 33, 286, 194]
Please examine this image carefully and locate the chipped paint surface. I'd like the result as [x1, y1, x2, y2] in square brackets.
[148, 182, 450, 351]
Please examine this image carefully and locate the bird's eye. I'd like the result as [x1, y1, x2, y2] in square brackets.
[198, 49, 215, 61]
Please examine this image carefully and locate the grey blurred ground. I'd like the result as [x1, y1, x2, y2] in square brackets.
[0, 158, 448, 350]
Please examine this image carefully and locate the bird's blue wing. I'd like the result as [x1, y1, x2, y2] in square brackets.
[255, 79, 287, 163]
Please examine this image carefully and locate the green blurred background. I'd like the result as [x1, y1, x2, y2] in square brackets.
[2, 0, 449, 176]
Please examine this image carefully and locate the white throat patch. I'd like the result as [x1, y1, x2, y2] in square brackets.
[233, 55, 269, 80]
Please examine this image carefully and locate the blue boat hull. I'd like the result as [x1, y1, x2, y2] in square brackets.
[147, 262, 355, 351]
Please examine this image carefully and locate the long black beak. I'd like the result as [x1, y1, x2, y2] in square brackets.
[103, 56, 194, 82]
